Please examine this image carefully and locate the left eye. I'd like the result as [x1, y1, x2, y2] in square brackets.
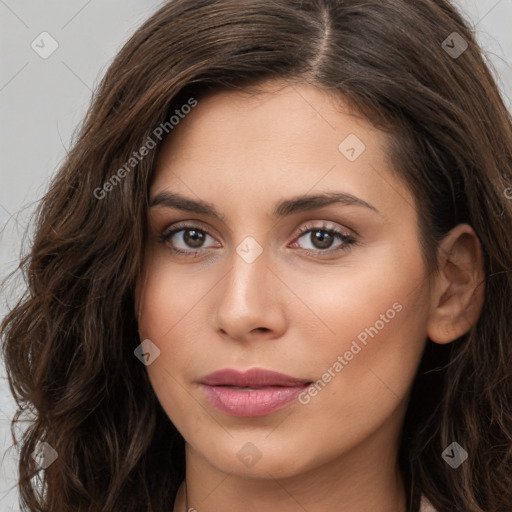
[293, 226, 354, 251]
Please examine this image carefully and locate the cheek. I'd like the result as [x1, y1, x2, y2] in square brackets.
[290, 237, 430, 351]
[136, 252, 211, 340]
[136, 254, 221, 423]
[294, 245, 431, 430]
[136, 259, 207, 437]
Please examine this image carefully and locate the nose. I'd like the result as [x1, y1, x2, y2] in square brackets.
[213, 240, 288, 343]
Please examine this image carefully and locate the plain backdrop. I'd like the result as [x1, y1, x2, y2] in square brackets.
[1, 0, 511, 510]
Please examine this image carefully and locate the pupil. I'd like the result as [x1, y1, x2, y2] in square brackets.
[313, 230, 332, 249]
[184, 229, 204, 248]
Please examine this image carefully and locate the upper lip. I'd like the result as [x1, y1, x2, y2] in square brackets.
[199, 368, 311, 387]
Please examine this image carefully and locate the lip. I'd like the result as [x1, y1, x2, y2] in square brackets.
[199, 368, 311, 387]
[198, 368, 312, 417]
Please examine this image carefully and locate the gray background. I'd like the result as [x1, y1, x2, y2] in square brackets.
[1, 0, 511, 509]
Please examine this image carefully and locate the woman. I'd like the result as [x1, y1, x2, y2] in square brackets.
[2, 1, 511, 511]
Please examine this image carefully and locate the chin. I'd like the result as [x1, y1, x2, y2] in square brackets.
[191, 433, 323, 480]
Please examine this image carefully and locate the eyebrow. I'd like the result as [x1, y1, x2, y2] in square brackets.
[149, 190, 380, 220]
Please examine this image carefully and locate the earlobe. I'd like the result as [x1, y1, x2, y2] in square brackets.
[427, 224, 485, 344]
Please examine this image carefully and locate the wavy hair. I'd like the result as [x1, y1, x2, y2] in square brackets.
[1, 1, 512, 511]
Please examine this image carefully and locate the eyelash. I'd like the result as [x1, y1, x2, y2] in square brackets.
[157, 221, 357, 259]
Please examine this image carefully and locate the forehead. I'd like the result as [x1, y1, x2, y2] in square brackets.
[150, 80, 413, 220]
[157, 80, 382, 154]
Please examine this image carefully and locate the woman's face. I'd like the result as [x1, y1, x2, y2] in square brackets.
[136, 80, 434, 480]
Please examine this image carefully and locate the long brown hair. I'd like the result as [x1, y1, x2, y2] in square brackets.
[2, 1, 511, 510]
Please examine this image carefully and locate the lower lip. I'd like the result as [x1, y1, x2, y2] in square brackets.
[201, 384, 308, 417]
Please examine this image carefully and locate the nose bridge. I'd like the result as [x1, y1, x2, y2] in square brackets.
[214, 234, 285, 338]
[225, 234, 271, 307]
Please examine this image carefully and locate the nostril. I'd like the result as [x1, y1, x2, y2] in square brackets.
[252, 327, 270, 333]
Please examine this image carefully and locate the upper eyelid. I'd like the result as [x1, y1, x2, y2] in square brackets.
[162, 221, 217, 239]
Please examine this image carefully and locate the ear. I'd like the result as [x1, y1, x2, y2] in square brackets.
[427, 224, 485, 344]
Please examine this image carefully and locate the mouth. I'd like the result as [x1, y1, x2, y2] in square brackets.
[198, 368, 313, 417]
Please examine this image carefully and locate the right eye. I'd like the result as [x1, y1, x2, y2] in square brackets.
[158, 224, 221, 256]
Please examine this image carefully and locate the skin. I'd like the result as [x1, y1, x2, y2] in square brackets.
[135, 80, 484, 512]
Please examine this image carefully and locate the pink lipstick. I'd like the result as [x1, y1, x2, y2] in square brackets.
[199, 368, 312, 417]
